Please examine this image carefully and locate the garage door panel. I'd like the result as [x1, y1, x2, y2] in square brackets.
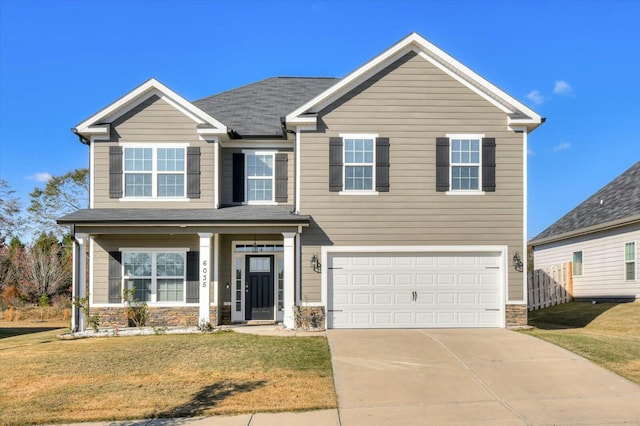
[328, 251, 502, 328]
[458, 293, 478, 305]
[415, 292, 434, 305]
[392, 312, 413, 326]
[374, 293, 393, 305]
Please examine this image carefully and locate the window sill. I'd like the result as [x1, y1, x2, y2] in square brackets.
[243, 201, 278, 205]
[445, 190, 485, 196]
[338, 190, 379, 196]
[119, 197, 189, 202]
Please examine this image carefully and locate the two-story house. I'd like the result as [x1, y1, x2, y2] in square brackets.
[59, 33, 543, 331]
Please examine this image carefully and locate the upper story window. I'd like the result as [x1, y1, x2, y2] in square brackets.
[122, 145, 186, 198]
[436, 134, 495, 194]
[328, 134, 389, 194]
[246, 152, 274, 202]
[232, 151, 288, 205]
[450, 137, 480, 190]
[344, 136, 375, 191]
[625, 242, 636, 281]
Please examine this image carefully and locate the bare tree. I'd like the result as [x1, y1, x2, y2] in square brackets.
[20, 242, 71, 302]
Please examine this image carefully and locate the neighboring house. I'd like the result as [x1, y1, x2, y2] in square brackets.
[59, 32, 543, 331]
[530, 162, 640, 300]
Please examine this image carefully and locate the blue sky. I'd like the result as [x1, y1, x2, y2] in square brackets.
[1, 0, 639, 239]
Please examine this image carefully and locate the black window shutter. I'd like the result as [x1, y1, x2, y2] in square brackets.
[108, 251, 122, 303]
[187, 146, 201, 199]
[435, 137, 450, 192]
[482, 138, 496, 192]
[274, 153, 288, 202]
[329, 137, 343, 192]
[109, 146, 123, 198]
[232, 153, 245, 202]
[376, 137, 390, 192]
[186, 251, 199, 303]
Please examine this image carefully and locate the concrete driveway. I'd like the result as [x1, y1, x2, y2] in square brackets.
[327, 329, 640, 425]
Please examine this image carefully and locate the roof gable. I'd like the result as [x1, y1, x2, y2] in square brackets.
[73, 78, 227, 140]
[286, 32, 543, 132]
[531, 161, 640, 245]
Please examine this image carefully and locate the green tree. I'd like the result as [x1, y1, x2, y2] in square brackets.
[0, 179, 25, 243]
[28, 168, 89, 238]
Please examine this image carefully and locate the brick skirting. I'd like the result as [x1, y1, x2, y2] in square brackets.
[91, 306, 216, 328]
[505, 304, 528, 327]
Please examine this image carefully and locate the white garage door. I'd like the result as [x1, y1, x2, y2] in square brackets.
[328, 252, 503, 328]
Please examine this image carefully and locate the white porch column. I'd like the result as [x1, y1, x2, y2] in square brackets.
[282, 232, 296, 329]
[198, 233, 213, 325]
[72, 233, 87, 332]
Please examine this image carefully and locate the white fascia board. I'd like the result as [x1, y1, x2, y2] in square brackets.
[74, 78, 227, 137]
[286, 32, 542, 130]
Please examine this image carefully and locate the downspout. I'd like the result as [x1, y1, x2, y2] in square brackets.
[285, 127, 297, 214]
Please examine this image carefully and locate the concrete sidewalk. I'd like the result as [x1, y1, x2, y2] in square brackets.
[59, 410, 340, 426]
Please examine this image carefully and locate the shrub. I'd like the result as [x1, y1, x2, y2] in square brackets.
[38, 294, 50, 307]
[1, 286, 22, 307]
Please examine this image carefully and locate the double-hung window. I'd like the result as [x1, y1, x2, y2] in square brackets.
[625, 242, 636, 281]
[343, 136, 375, 191]
[123, 145, 186, 198]
[123, 251, 186, 303]
[450, 135, 481, 191]
[245, 152, 274, 202]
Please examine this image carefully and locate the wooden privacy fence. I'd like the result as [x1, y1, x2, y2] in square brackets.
[527, 262, 573, 311]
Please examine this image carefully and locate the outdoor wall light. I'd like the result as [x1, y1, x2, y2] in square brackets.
[513, 251, 524, 272]
[310, 253, 321, 273]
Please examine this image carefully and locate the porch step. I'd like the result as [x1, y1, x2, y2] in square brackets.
[246, 320, 277, 326]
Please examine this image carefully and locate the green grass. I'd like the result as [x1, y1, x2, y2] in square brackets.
[0, 326, 336, 425]
[522, 302, 640, 384]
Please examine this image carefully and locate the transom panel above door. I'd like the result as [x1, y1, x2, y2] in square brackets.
[327, 251, 503, 328]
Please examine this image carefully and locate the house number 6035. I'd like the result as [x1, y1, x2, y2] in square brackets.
[202, 260, 208, 288]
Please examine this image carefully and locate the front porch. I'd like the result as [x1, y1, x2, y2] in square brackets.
[60, 206, 309, 332]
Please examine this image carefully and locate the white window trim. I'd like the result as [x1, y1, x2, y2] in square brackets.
[446, 133, 484, 195]
[121, 249, 189, 305]
[572, 250, 583, 277]
[339, 133, 378, 194]
[243, 150, 277, 205]
[120, 143, 189, 201]
[230, 241, 284, 322]
[624, 242, 636, 281]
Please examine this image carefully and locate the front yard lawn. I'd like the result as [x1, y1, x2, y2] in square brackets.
[0, 325, 336, 424]
[522, 301, 640, 385]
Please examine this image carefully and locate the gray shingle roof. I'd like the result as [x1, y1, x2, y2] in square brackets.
[58, 206, 309, 224]
[193, 77, 339, 137]
[530, 161, 640, 244]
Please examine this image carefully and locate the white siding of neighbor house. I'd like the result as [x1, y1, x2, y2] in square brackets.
[533, 224, 640, 299]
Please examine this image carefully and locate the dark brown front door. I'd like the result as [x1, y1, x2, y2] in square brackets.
[245, 256, 274, 321]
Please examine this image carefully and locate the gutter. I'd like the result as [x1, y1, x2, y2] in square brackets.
[71, 128, 90, 145]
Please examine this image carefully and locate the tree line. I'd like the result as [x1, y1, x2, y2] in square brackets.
[0, 169, 88, 307]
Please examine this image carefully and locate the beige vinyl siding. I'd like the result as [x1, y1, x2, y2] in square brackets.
[533, 225, 640, 298]
[220, 148, 294, 206]
[299, 51, 525, 302]
[93, 95, 215, 208]
[91, 235, 199, 304]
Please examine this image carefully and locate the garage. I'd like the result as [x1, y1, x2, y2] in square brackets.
[326, 250, 504, 328]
